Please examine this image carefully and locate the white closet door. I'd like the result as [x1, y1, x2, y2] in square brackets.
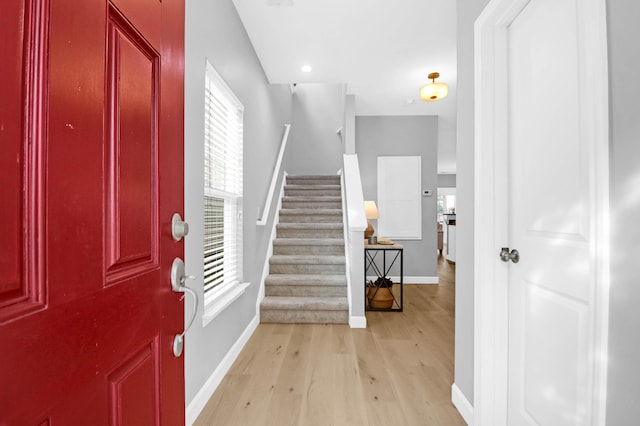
[377, 156, 421, 239]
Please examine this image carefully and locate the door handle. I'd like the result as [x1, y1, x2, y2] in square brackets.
[170, 258, 198, 357]
[500, 247, 520, 263]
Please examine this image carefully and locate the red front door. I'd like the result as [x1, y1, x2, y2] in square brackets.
[1, 0, 185, 424]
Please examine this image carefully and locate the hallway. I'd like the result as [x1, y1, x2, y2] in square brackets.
[195, 255, 463, 425]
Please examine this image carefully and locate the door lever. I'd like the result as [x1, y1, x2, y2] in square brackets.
[170, 258, 198, 357]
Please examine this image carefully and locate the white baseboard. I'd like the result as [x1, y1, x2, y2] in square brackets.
[186, 315, 259, 425]
[451, 383, 474, 425]
[367, 275, 439, 284]
[404, 275, 438, 284]
[349, 315, 367, 328]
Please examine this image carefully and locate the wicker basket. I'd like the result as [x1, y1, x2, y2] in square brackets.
[367, 286, 394, 309]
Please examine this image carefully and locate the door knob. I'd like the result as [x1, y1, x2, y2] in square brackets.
[500, 247, 520, 263]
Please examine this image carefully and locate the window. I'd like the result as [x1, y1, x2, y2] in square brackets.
[203, 60, 243, 310]
[437, 189, 456, 223]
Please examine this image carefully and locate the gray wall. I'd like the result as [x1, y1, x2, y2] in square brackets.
[606, 0, 640, 422]
[455, 0, 491, 405]
[287, 83, 345, 175]
[355, 116, 439, 279]
[184, 0, 292, 406]
[438, 173, 457, 188]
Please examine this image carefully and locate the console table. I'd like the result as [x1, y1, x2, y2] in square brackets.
[364, 240, 403, 312]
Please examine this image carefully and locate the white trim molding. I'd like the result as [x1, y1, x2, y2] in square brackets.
[396, 276, 438, 285]
[349, 316, 367, 329]
[186, 315, 259, 425]
[452, 383, 474, 425]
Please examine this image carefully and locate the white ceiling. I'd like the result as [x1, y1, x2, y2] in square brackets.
[232, 0, 458, 173]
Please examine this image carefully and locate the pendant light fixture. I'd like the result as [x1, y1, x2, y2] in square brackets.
[420, 72, 448, 102]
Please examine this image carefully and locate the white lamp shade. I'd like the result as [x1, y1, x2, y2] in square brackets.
[420, 82, 449, 102]
[364, 200, 380, 220]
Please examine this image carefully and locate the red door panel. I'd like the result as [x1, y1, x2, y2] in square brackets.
[108, 340, 160, 425]
[0, 0, 185, 424]
[105, 7, 159, 283]
[0, 0, 47, 322]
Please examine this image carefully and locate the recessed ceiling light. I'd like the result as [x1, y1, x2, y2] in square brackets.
[301, 65, 312, 73]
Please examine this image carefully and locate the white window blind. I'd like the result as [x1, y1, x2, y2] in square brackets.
[203, 60, 243, 307]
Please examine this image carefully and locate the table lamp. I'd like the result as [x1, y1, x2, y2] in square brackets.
[364, 200, 380, 239]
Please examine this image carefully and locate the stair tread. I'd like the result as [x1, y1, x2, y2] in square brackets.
[280, 209, 342, 214]
[277, 223, 343, 229]
[288, 175, 340, 179]
[265, 274, 347, 285]
[285, 184, 340, 189]
[261, 296, 348, 310]
[270, 255, 345, 264]
[283, 195, 341, 200]
[273, 238, 344, 245]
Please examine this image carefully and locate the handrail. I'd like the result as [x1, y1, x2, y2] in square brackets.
[257, 124, 291, 226]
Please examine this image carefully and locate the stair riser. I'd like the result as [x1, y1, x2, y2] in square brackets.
[273, 245, 344, 255]
[287, 174, 340, 183]
[282, 201, 342, 209]
[270, 264, 345, 275]
[261, 309, 348, 324]
[265, 286, 347, 297]
[285, 189, 341, 197]
[279, 214, 342, 223]
[287, 178, 341, 185]
[277, 228, 343, 238]
[264, 274, 347, 286]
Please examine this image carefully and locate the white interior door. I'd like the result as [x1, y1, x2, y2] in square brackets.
[508, 0, 596, 423]
[474, 0, 609, 424]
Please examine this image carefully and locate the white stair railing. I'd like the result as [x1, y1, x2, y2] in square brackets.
[257, 124, 291, 226]
[341, 154, 367, 328]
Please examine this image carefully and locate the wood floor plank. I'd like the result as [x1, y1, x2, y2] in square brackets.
[193, 373, 250, 426]
[330, 323, 358, 355]
[265, 393, 303, 426]
[364, 400, 410, 426]
[352, 328, 398, 403]
[271, 324, 312, 397]
[334, 353, 369, 426]
[298, 325, 334, 425]
[195, 325, 293, 425]
[195, 254, 464, 425]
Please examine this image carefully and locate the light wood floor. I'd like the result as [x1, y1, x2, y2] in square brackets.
[195, 255, 464, 425]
